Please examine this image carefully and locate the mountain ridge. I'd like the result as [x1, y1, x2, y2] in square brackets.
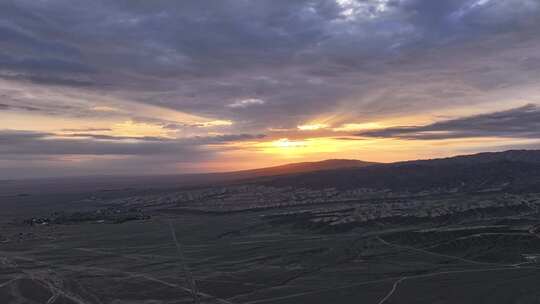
[254, 149, 540, 193]
[3, 150, 539, 196]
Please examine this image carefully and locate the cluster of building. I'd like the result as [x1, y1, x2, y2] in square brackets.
[23, 207, 150, 226]
[108, 185, 389, 212]
[94, 185, 540, 230]
[271, 193, 540, 227]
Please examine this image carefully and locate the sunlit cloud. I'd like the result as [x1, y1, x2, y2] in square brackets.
[297, 123, 329, 131]
[336, 0, 392, 20]
[272, 138, 307, 148]
[194, 120, 234, 128]
[227, 98, 265, 108]
[332, 122, 384, 132]
[91, 106, 122, 113]
[111, 120, 170, 138]
[267, 127, 294, 132]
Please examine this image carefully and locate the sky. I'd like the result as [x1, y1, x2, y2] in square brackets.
[1, 0, 540, 178]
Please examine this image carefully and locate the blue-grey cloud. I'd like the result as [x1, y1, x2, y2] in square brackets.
[1, 0, 539, 127]
[0, 130, 265, 155]
[0, 102, 40, 112]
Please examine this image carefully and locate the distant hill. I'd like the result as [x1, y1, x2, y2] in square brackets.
[4, 150, 540, 196]
[404, 150, 540, 166]
[257, 150, 540, 193]
[231, 159, 376, 178]
[0, 159, 375, 196]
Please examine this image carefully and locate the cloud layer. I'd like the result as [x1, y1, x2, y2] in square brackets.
[2, 0, 539, 123]
[1, 0, 540, 177]
[0, 130, 264, 156]
[358, 104, 540, 140]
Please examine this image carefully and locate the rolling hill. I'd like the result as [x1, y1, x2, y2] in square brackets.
[256, 150, 540, 193]
[0, 159, 376, 196]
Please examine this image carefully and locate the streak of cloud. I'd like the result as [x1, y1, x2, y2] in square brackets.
[358, 104, 540, 140]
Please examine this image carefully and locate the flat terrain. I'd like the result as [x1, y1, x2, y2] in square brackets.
[1, 189, 540, 304]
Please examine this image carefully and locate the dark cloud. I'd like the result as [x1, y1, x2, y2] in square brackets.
[0, 23, 80, 58]
[0, 130, 50, 143]
[358, 104, 540, 140]
[0, 102, 40, 112]
[0, 130, 265, 155]
[1, 0, 538, 125]
[0, 93, 95, 117]
[0, 130, 265, 178]
[0, 73, 96, 87]
[0, 55, 94, 74]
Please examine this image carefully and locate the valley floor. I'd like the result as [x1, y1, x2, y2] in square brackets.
[1, 203, 540, 304]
